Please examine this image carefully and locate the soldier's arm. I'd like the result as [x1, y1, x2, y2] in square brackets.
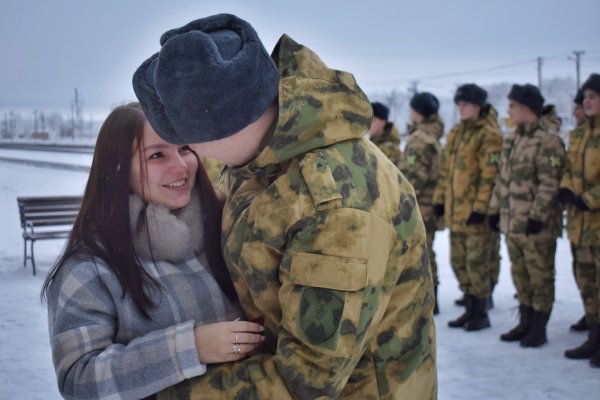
[530, 134, 565, 221]
[433, 136, 451, 205]
[473, 129, 502, 214]
[401, 134, 433, 198]
[559, 129, 577, 191]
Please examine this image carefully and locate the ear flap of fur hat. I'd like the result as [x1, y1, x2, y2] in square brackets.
[133, 13, 279, 144]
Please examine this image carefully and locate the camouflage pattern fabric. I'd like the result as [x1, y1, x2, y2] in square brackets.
[426, 231, 438, 286]
[489, 122, 565, 239]
[370, 122, 402, 166]
[158, 34, 437, 400]
[200, 156, 225, 186]
[488, 230, 501, 286]
[449, 232, 491, 298]
[433, 112, 502, 233]
[400, 114, 444, 286]
[400, 114, 443, 231]
[539, 104, 561, 136]
[573, 245, 600, 323]
[506, 236, 556, 313]
[561, 115, 600, 246]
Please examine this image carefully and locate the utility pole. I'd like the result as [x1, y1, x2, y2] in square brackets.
[537, 57, 543, 92]
[408, 80, 419, 96]
[569, 50, 585, 89]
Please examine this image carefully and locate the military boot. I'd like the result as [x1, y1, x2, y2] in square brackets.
[464, 296, 491, 331]
[454, 294, 466, 307]
[570, 315, 589, 332]
[520, 310, 550, 348]
[565, 323, 600, 359]
[433, 285, 439, 315]
[448, 294, 473, 328]
[500, 304, 533, 342]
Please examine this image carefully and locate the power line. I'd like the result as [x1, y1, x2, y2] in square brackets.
[409, 59, 536, 83]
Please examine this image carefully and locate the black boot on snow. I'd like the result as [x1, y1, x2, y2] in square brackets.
[500, 304, 533, 342]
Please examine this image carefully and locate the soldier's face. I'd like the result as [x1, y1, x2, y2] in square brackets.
[457, 101, 480, 121]
[508, 100, 530, 124]
[369, 117, 386, 137]
[130, 122, 198, 210]
[410, 110, 424, 124]
[583, 89, 600, 117]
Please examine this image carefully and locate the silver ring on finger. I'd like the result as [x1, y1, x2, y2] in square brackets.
[233, 343, 241, 354]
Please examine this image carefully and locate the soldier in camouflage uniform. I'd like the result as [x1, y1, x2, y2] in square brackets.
[489, 84, 565, 348]
[369, 102, 402, 166]
[433, 84, 502, 331]
[565, 89, 593, 333]
[560, 74, 600, 367]
[400, 92, 443, 314]
[133, 13, 437, 398]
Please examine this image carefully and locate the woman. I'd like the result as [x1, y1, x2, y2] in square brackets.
[42, 103, 263, 399]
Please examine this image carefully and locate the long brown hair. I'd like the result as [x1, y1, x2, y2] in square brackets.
[42, 103, 236, 317]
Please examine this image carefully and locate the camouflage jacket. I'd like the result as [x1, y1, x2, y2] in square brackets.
[400, 114, 443, 231]
[539, 104, 561, 136]
[370, 122, 402, 166]
[200, 156, 225, 186]
[432, 114, 502, 233]
[160, 35, 436, 400]
[489, 122, 565, 239]
[561, 115, 600, 245]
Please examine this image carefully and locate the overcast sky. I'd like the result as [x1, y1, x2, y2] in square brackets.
[1, 0, 599, 118]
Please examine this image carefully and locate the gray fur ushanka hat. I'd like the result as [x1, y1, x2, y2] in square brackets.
[132, 14, 279, 144]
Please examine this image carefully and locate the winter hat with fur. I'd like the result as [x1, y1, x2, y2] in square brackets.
[507, 84, 545, 116]
[132, 13, 279, 144]
[410, 92, 440, 118]
[371, 102, 390, 120]
[582, 73, 600, 95]
[454, 84, 487, 107]
[574, 88, 584, 106]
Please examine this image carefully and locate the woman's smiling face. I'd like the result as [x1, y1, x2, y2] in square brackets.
[130, 122, 198, 210]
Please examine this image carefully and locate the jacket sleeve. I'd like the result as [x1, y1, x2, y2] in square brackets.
[157, 192, 433, 400]
[559, 130, 576, 192]
[529, 134, 565, 221]
[433, 134, 451, 205]
[473, 129, 502, 214]
[48, 261, 205, 400]
[401, 134, 433, 198]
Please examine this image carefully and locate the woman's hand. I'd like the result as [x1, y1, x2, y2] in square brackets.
[194, 320, 264, 363]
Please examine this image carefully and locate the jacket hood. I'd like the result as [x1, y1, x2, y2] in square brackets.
[481, 104, 500, 131]
[251, 35, 373, 169]
[415, 113, 444, 140]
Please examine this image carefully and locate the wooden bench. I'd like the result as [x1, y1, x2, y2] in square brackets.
[17, 196, 82, 275]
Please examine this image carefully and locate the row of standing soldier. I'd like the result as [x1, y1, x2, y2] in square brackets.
[367, 73, 600, 369]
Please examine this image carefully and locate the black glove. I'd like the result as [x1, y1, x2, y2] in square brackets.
[525, 218, 543, 235]
[465, 211, 485, 225]
[557, 188, 576, 205]
[433, 204, 445, 217]
[488, 214, 500, 232]
[571, 196, 589, 211]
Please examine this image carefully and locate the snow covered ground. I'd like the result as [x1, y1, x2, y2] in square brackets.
[0, 156, 598, 399]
